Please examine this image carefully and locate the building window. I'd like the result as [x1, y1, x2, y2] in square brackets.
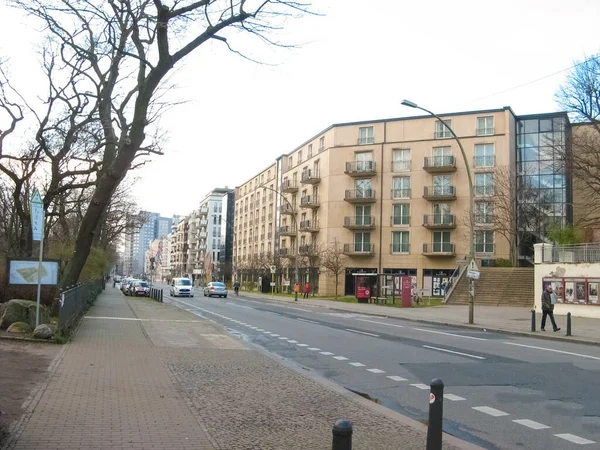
[477, 116, 494, 136]
[431, 146, 452, 167]
[355, 205, 372, 226]
[433, 175, 453, 196]
[475, 202, 493, 224]
[298, 150, 303, 163]
[392, 149, 411, 172]
[435, 120, 452, 139]
[392, 176, 410, 199]
[392, 203, 410, 225]
[432, 231, 452, 252]
[475, 230, 494, 253]
[355, 179, 372, 198]
[308, 144, 312, 158]
[319, 136, 325, 152]
[288, 156, 293, 169]
[354, 232, 371, 252]
[475, 173, 494, 197]
[358, 126, 374, 145]
[391, 231, 409, 253]
[474, 143, 495, 167]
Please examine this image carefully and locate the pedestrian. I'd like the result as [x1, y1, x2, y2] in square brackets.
[541, 284, 561, 332]
[303, 282, 310, 299]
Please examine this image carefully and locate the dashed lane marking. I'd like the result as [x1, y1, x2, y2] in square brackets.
[345, 328, 380, 337]
[555, 433, 596, 445]
[297, 318, 319, 324]
[410, 384, 430, 390]
[320, 352, 334, 356]
[296, 343, 309, 347]
[366, 368, 385, 374]
[387, 376, 407, 382]
[287, 340, 299, 343]
[422, 345, 486, 360]
[355, 318, 404, 328]
[503, 342, 600, 361]
[512, 419, 550, 430]
[349, 362, 365, 367]
[278, 337, 289, 340]
[271, 334, 280, 337]
[414, 328, 487, 341]
[307, 347, 321, 351]
[333, 356, 349, 360]
[444, 394, 466, 401]
[472, 406, 510, 417]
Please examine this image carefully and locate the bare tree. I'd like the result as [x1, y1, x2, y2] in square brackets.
[299, 242, 322, 294]
[10, 0, 312, 286]
[321, 239, 347, 299]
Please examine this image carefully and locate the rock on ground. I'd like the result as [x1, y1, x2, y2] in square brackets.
[7, 322, 32, 334]
[33, 324, 54, 339]
[0, 300, 50, 330]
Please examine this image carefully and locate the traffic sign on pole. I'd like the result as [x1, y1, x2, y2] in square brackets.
[30, 189, 44, 242]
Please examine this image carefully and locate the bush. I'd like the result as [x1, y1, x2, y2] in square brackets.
[494, 258, 513, 267]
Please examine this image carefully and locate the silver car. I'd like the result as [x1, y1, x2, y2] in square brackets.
[203, 282, 228, 298]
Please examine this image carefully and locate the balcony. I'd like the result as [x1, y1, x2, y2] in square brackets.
[473, 156, 496, 169]
[200, 219, 208, 226]
[422, 243, 455, 256]
[280, 203, 296, 215]
[476, 127, 495, 136]
[345, 160, 376, 177]
[298, 244, 316, 256]
[423, 186, 456, 201]
[279, 225, 297, 236]
[344, 189, 376, 203]
[279, 247, 295, 258]
[300, 195, 320, 209]
[423, 156, 457, 173]
[423, 214, 456, 229]
[199, 206, 209, 214]
[282, 179, 299, 193]
[299, 219, 319, 232]
[474, 186, 494, 197]
[198, 244, 207, 251]
[392, 160, 411, 172]
[343, 243, 375, 257]
[301, 169, 320, 184]
[391, 188, 411, 200]
[344, 216, 375, 230]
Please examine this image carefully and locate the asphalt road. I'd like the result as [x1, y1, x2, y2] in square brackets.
[160, 286, 600, 449]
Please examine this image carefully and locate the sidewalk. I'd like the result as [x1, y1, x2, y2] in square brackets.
[5, 287, 477, 450]
[240, 292, 600, 345]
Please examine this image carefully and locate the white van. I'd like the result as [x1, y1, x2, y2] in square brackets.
[170, 277, 194, 297]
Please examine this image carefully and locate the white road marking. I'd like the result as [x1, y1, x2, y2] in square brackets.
[279, 337, 289, 340]
[349, 362, 365, 367]
[269, 312, 282, 316]
[287, 340, 299, 343]
[345, 328, 380, 337]
[297, 318, 319, 324]
[503, 342, 600, 361]
[366, 368, 385, 374]
[84, 317, 201, 323]
[422, 345, 485, 360]
[444, 394, 466, 401]
[355, 318, 404, 328]
[250, 327, 258, 330]
[387, 376, 408, 382]
[296, 343, 309, 347]
[333, 356, 349, 360]
[263, 331, 272, 334]
[472, 406, 509, 417]
[320, 352, 334, 355]
[307, 347, 321, 351]
[285, 307, 312, 312]
[555, 433, 596, 445]
[414, 328, 487, 341]
[411, 383, 430, 390]
[271, 334, 280, 337]
[233, 304, 253, 309]
[256, 328, 264, 331]
[512, 419, 550, 430]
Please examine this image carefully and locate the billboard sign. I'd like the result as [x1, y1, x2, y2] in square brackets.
[9, 260, 59, 285]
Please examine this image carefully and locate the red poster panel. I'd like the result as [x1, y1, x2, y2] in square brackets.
[401, 276, 412, 307]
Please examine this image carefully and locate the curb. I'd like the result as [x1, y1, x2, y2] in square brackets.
[241, 293, 600, 347]
[0, 334, 55, 344]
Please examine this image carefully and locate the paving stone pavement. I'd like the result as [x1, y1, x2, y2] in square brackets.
[6, 288, 476, 450]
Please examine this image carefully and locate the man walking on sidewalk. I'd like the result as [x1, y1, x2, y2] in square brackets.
[541, 284, 560, 332]
[303, 282, 310, 299]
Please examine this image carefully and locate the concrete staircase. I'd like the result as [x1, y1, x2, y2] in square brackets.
[448, 267, 535, 307]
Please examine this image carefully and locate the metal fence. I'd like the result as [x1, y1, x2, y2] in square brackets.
[542, 243, 600, 264]
[58, 278, 105, 330]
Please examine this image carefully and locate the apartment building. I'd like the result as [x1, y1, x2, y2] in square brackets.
[233, 107, 572, 296]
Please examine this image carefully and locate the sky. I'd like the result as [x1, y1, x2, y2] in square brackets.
[1, 0, 599, 218]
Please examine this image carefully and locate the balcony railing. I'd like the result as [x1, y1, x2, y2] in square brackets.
[476, 127, 495, 136]
[392, 160, 411, 172]
[357, 136, 374, 145]
[473, 156, 496, 168]
[301, 169, 320, 184]
[299, 219, 319, 232]
[423, 156, 456, 172]
[278, 225, 297, 236]
[540, 243, 600, 263]
[280, 203, 296, 215]
[474, 186, 494, 197]
[282, 179, 299, 193]
[390, 243, 410, 254]
[423, 243, 455, 255]
[345, 160, 376, 176]
[391, 215, 410, 226]
[279, 247, 295, 257]
[344, 189, 376, 203]
[423, 214, 456, 228]
[343, 243, 375, 256]
[298, 244, 316, 255]
[300, 195, 320, 208]
[344, 216, 375, 229]
[391, 188, 411, 199]
[423, 186, 456, 200]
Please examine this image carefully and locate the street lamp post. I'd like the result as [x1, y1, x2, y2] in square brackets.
[260, 184, 300, 301]
[401, 99, 476, 324]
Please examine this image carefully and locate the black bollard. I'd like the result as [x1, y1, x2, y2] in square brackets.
[426, 378, 444, 450]
[160, 289, 163, 303]
[531, 309, 536, 332]
[332, 419, 352, 450]
[566, 312, 571, 336]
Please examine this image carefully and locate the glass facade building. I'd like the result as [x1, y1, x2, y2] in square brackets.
[515, 113, 572, 263]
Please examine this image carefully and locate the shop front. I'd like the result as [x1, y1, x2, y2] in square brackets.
[423, 269, 454, 297]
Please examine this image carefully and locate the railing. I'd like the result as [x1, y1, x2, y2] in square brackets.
[423, 243, 455, 254]
[299, 219, 319, 231]
[443, 259, 468, 304]
[473, 155, 496, 168]
[392, 160, 411, 172]
[423, 186, 456, 198]
[344, 189, 376, 201]
[300, 195, 319, 207]
[343, 243, 375, 255]
[357, 136, 374, 145]
[301, 169, 320, 183]
[476, 127, 495, 136]
[298, 244, 316, 255]
[344, 216, 375, 228]
[58, 278, 105, 331]
[423, 214, 456, 226]
[280, 203, 296, 214]
[345, 160, 376, 174]
[424, 156, 456, 169]
[279, 225, 297, 234]
[279, 247, 295, 257]
[282, 180, 298, 191]
[542, 243, 600, 263]
[391, 188, 411, 199]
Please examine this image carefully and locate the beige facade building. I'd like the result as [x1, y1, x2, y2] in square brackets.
[234, 107, 572, 296]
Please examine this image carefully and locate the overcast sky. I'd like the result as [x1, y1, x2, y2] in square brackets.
[1, 0, 599, 218]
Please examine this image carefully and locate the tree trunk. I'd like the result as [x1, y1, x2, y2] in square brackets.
[334, 274, 338, 299]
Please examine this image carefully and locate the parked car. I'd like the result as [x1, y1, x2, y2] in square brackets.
[124, 279, 140, 296]
[170, 278, 194, 297]
[120, 278, 131, 293]
[203, 282, 228, 298]
[131, 280, 150, 297]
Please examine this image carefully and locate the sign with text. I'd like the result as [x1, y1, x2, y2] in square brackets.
[30, 189, 44, 242]
[401, 276, 412, 307]
[9, 260, 59, 285]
